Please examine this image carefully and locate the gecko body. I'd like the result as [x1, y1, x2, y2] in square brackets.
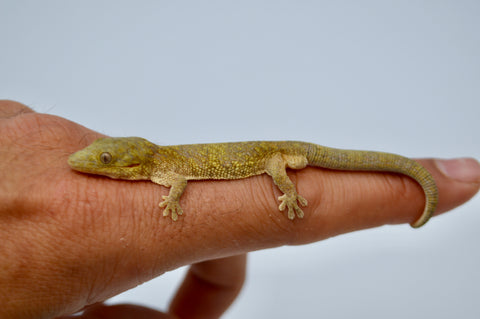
[68, 138, 438, 228]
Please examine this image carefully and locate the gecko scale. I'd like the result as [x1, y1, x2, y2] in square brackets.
[68, 138, 438, 228]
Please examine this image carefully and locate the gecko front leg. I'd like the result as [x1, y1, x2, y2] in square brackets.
[151, 173, 187, 221]
[265, 153, 308, 219]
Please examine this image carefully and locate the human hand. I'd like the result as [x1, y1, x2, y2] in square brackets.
[1, 100, 479, 319]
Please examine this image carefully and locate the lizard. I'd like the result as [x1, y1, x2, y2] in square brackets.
[68, 137, 438, 228]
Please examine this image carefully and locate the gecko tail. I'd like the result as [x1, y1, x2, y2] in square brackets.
[305, 144, 438, 228]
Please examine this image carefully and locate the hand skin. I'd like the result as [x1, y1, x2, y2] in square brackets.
[0, 100, 479, 319]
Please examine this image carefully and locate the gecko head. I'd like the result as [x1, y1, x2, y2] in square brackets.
[68, 137, 156, 180]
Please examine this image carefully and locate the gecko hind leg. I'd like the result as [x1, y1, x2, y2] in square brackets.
[265, 153, 308, 219]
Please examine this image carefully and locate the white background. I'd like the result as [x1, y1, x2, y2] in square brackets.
[1, 1, 479, 318]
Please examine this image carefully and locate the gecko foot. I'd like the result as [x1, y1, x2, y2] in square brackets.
[278, 194, 308, 219]
[159, 195, 183, 221]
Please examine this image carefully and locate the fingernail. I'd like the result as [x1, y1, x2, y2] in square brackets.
[435, 158, 480, 183]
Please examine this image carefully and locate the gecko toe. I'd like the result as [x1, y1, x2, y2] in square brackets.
[287, 207, 296, 219]
[298, 195, 308, 207]
[295, 206, 305, 218]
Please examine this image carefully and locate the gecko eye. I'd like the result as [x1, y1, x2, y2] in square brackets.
[100, 152, 112, 164]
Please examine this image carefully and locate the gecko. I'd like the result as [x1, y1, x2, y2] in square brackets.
[68, 138, 438, 228]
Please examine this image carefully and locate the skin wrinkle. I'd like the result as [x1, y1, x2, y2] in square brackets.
[362, 172, 423, 226]
[334, 172, 382, 228]
[0, 149, 16, 191]
[387, 172, 425, 220]
[80, 182, 168, 291]
[47, 173, 160, 305]
[201, 176, 289, 249]
[5, 114, 54, 148]
[180, 181, 251, 249]
[184, 181, 259, 252]
[175, 201, 251, 265]
[3, 227, 80, 317]
[244, 175, 289, 241]
[0, 100, 33, 118]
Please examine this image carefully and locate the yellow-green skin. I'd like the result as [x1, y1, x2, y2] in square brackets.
[68, 137, 438, 228]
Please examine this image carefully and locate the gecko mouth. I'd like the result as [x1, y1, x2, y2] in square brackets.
[124, 163, 140, 168]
